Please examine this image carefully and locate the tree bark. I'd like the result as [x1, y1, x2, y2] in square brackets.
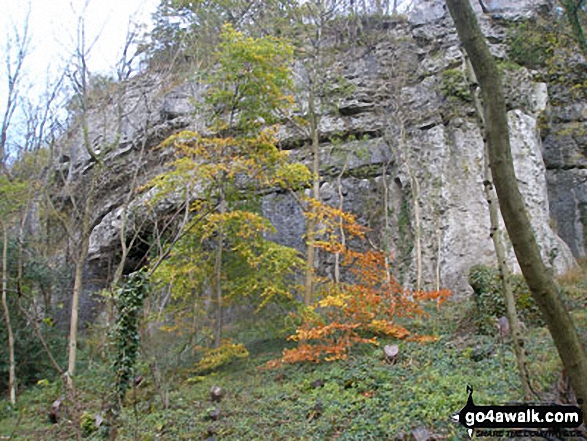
[213, 183, 226, 348]
[446, 0, 587, 420]
[66, 201, 92, 387]
[561, 0, 587, 55]
[304, 84, 320, 307]
[1, 223, 16, 404]
[334, 160, 348, 286]
[463, 52, 534, 399]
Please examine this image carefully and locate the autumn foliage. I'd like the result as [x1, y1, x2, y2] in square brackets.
[279, 200, 451, 364]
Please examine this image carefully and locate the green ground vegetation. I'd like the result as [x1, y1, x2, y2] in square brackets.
[2, 259, 586, 440]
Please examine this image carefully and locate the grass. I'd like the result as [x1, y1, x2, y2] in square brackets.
[1, 263, 587, 440]
[109, 337, 522, 440]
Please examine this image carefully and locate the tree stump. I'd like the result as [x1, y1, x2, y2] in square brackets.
[384, 344, 399, 365]
[210, 385, 223, 403]
[48, 397, 63, 424]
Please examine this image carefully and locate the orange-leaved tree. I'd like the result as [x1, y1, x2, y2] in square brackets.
[280, 199, 451, 364]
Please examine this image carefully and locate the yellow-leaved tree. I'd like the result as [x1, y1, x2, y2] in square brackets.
[146, 24, 310, 357]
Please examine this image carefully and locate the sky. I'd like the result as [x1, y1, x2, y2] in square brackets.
[1, 0, 160, 79]
[0, 0, 160, 154]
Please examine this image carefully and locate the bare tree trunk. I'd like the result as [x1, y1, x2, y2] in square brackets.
[1, 12, 30, 168]
[396, 124, 422, 291]
[334, 159, 349, 285]
[384, 49, 422, 291]
[304, 85, 320, 306]
[447, 0, 587, 420]
[462, 53, 534, 399]
[66, 203, 92, 387]
[435, 231, 441, 292]
[213, 183, 226, 348]
[484, 139, 534, 400]
[1, 223, 16, 404]
[410, 166, 422, 292]
[17, 298, 63, 375]
[382, 162, 393, 285]
[561, 0, 587, 55]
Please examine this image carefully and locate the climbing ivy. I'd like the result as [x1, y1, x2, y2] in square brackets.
[468, 265, 543, 335]
[111, 270, 148, 401]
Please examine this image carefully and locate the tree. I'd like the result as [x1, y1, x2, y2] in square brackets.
[0, 178, 30, 405]
[0, 9, 33, 406]
[0, 9, 30, 169]
[148, 24, 309, 348]
[446, 0, 587, 420]
[290, 0, 341, 306]
[148, 0, 299, 68]
[278, 200, 450, 364]
[462, 52, 533, 399]
[45, 15, 150, 391]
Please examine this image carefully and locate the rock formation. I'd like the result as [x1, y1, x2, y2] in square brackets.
[53, 0, 582, 307]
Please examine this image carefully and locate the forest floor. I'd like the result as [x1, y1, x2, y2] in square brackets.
[1, 266, 587, 440]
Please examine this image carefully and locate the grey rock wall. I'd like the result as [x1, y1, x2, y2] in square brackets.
[56, 0, 580, 303]
[544, 103, 587, 258]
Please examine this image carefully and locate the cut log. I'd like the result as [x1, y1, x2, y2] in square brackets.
[496, 316, 510, 341]
[384, 344, 399, 365]
[48, 397, 63, 424]
[210, 385, 223, 403]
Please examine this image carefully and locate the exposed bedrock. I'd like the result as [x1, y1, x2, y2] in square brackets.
[54, 0, 580, 305]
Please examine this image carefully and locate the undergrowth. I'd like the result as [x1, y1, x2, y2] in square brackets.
[1, 262, 586, 440]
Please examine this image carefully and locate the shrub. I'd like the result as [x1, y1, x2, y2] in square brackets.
[194, 340, 249, 374]
[468, 265, 543, 335]
[277, 200, 450, 364]
[507, 21, 550, 69]
[439, 68, 471, 102]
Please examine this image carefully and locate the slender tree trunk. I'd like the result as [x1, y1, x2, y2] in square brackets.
[561, 0, 587, 55]
[17, 298, 63, 375]
[382, 162, 394, 286]
[384, 58, 422, 290]
[67, 238, 89, 387]
[411, 170, 422, 292]
[447, 0, 587, 420]
[463, 53, 534, 399]
[334, 160, 349, 285]
[435, 231, 441, 292]
[304, 85, 320, 306]
[213, 183, 226, 348]
[66, 185, 93, 387]
[1, 223, 16, 405]
[484, 159, 534, 399]
[399, 123, 422, 291]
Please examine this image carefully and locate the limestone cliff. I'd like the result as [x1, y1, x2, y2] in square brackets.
[54, 0, 582, 303]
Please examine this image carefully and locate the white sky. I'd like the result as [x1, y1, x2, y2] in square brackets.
[1, 0, 160, 79]
[0, 0, 160, 154]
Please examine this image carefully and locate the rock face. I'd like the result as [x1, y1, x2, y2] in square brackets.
[543, 97, 587, 259]
[56, 0, 581, 304]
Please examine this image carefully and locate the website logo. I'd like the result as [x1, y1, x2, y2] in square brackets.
[452, 385, 584, 438]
